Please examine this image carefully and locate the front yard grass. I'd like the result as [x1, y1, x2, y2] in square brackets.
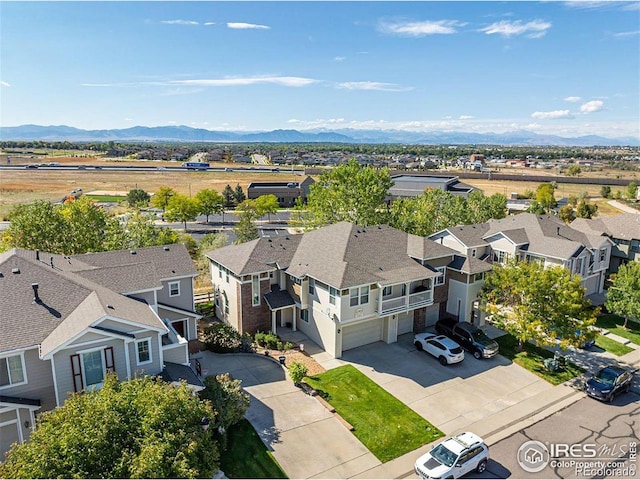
[594, 334, 634, 356]
[220, 419, 288, 479]
[304, 364, 443, 463]
[596, 314, 640, 346]
[495, 334, 584, 385]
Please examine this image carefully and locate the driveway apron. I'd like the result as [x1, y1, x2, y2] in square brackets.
[193, 351, 379, 479]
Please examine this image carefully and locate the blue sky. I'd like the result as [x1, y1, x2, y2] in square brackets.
[1, 1, 639, 139]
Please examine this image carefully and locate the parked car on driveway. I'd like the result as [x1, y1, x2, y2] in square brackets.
[435, 319, 499, 359]
[584, 366, 633, 402]
[414, 333, 464, 365]
[414, 431, 489, 479]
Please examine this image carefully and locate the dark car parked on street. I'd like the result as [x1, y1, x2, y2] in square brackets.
[435, 319, 499, 359]
[584, 366, 634, 402]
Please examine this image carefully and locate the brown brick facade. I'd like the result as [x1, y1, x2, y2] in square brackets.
[413, 307, 426, 333]
[239, 279, 272, 335]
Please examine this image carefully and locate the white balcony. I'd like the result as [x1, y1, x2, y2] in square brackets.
[377, 289, 433, 316]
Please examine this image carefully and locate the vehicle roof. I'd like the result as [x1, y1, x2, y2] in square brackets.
[599, 366, 628, 375]
[433, 335, 461, 349]
[444, 432, 485, 453]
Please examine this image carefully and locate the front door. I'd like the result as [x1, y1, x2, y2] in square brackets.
[172, 320, 185, 337]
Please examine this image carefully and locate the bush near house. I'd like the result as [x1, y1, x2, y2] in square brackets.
[203, 323, 253, 353]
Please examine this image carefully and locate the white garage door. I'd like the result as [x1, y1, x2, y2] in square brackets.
[426, 304, 440, 327]
[342, 318, 383, 351]
[397, 312, 413, 335]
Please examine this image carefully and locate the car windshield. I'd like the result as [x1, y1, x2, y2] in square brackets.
[450, 347, 463, 354]
[430, 444, 458, 467]
[472, 330, 491, 342]
[595, 369, 618, 386]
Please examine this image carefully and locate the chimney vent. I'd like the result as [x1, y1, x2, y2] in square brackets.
[50, 256, 54, 268]
[11, 268, 20, 274]
[32, 283, 40, 303]
[557, 226, 560, 235]
[36, 250, 40, 261]
[163, 246, 170, 251]
[130, 250, 136, 255]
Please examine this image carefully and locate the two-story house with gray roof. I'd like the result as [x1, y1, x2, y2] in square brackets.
[0, 245, 202, 460]
[429, 213, 613, 325]
[206, 222, 457, 358]
[571, 212, 640, 274]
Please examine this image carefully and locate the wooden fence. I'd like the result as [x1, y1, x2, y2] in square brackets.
[194, 291, 215, 305]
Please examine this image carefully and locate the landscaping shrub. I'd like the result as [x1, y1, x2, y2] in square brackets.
[203, 323, 243, 353]
[288, 361, 308, 385]
[196, 301, 216, 318]
[254, 331, 266, 347]
[264, 332, 279, 349]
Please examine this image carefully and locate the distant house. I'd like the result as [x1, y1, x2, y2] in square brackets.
[206, 222, 456, 358]
[387, 174, 480, 201]
[571, 212, 640, 273]
[0, 245, 202, 460]
[247, 176, 315, 207]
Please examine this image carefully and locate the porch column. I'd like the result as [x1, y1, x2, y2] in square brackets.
[405, 282, 410, 309]
[292, 306, 297, 332]
[271, 310, 277, 333]
[378, 286, 383, 313]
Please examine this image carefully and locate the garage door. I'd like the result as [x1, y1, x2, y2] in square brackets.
[342, 318, 383, 351]
[397, 312, 413, 335]
[426, 304, 440, 327]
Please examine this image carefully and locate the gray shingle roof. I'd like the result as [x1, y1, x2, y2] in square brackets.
[406, 234, 458, 260]
[448, 255, 493, 274]
[445, 223, 490, 248]
[572, 213, 640, 241]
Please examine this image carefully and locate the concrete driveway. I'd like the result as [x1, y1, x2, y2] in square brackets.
[194, 351, 380, 479]
[339, 334, 552, 434]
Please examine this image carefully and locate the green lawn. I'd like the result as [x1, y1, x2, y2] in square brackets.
[304, 364, 443, 463]
[596, 314, 640, 346]
[495, 334, 584, 385]
[85, 194, 125, 202]
[594, 334, 634, 356]
[220, 419, 287, 479]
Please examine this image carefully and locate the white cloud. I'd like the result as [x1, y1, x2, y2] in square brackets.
[1, 81, 10, 87]
[204, 22, 216, 26]
[563, 1, 614, 9]
[480, 19, 552, 38]
[378, 19, 466, 36]
[564, 96, 582, 102]
[161, 20, 199, 25]
[459, 115, 475, 120]
[337, 81, 413, 92]
[172, 76, 315, 87]
[580, 100, 604, 113]
[613, 30, 640, 37]
[334, 56, 347, 62]
[227, 22, 270, 30]
[531, 110, 573, 119]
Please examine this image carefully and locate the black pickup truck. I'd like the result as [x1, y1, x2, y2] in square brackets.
[435, 319, 499, 359]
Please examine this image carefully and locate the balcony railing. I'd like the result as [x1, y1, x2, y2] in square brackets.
[378, 290, 433, 315]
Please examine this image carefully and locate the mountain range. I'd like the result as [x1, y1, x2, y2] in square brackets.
[1, 124, 638, 146]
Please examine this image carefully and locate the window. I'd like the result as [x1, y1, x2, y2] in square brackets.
[168, 281, 180, 297]
[599, 249, 607, 262]
[383, 286, 392, 297]
[224, 296, 229, 315]
[350, 286, 369, 307]
[329, 287, 337, 305]
[252, 275, 260, 306]
[493, 250, 508, 264]
[136, 338, 152, 365]
[219, 266, 222, 279]
[82, 350, 105, 389]
[473, 273, 485, 282]
[471, 249, 477, 258]
[434, 267, 446, 286]
[632, 240, 640, 253]
[0, 354, 26, 387]
[575, 257, 584, 275]
[308, 278, 315, 295]
[300, 309, 309, 323]
[526, 254, 545, 265]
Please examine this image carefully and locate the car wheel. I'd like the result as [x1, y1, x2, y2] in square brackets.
[439, 356, 448, 366]
[606, 393, 614, 403]
[473, 350, 482, 360]
[625, 383, 631, 393]
[476, 460, 487, 474]
[414, 341, 423, 351]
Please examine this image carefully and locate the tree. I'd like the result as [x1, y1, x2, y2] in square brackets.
[0, 374, 219, 479]
[576, 200, 598, 219]
[627, 182, 638, 200]
[558, 205, 576, 223]
[196, 189, 224, 224]
[565, 165, 582, 176]
[606, 261, 640, 329]
[304, 159, 393, 228]
[254, 194, 279, 221]
[199, 374, 250, 433]
[106, 212, 180, 249]
[233, 184, 246, 205]
[535, 183, 557, 211]
[480, 259, 598, 350]
[195, 233, 228, 277]
[222, 184, 235, 207]
[164, 195, 201, 232]
[465, 191, 507, 224]
[234, 201, 259, 244]
[60, 196, 111, 254]
[151, 186, 176, 210]
[127, 188, 150, 208]
[600, 186, 612, 199]
[1, 200, 68, 253]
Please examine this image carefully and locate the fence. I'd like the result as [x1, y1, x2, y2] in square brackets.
[194, 291, 215, 305]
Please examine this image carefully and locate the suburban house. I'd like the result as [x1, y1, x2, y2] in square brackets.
[429, 213, 614, 325]
[387, 174, 480, 201]
[571, 212, 640, 273]
[206, 222, 459, 358]
[247, 177, 315, 207]
[0, 244, 202, 459]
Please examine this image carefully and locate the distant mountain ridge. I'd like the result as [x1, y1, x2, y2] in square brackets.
[1, 124, 637, 146]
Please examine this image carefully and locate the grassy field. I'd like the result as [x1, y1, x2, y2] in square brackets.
[594, 334, 634, 356]
[304, 364, 444, 463]
[220, 419, 288, 479]
[596, 314, 640, 346]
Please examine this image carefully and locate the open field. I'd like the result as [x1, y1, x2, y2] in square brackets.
[0, 155, 637, 218]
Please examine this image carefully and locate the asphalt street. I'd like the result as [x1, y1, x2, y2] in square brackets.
[465, 392, 639, 479]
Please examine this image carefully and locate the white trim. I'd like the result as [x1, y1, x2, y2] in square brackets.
[124, 340, 132, 379]
[51, 358, 61, 407]
[88, 327, 135, 341]
[16, 409, 23, 443]
[0, 401, 41, 412]
[157, 303, 202, 319]
[95, 315, 167, 333]
[135, 337, 153, 366]
[168, 281, 181, 297]
[79, 347, 107, 390]
[0, 345, 37, 357]
[0, 351, 28, 390]
[120, 286, 162, 296]
[160, 274, 198, 282]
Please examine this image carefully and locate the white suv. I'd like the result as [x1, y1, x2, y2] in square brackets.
[414, 432, 489, 479]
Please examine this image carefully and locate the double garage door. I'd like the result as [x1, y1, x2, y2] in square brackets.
[342, 318, 383, 351]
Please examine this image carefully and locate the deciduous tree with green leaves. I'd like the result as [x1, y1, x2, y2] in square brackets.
[127, 188, 151, 208]
[627, 181, 638, 200]
[199, 374, 250, 433]
[195, 189, 224, 224]
[164, 195, 201, 232]
[254, 194, 280, 221]
[151, 186, 176, 210]
[234, 200, 259, 244]
[606, 261, 640, 329]
[0, 375, 219, 479]
[304, 159, 392, 228]
[480, 259, 597, 350]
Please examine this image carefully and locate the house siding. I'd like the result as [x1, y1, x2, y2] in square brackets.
[1, 348, 56, 412]
[238, 280, 271, 335]
[158, 278, 194, 311]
